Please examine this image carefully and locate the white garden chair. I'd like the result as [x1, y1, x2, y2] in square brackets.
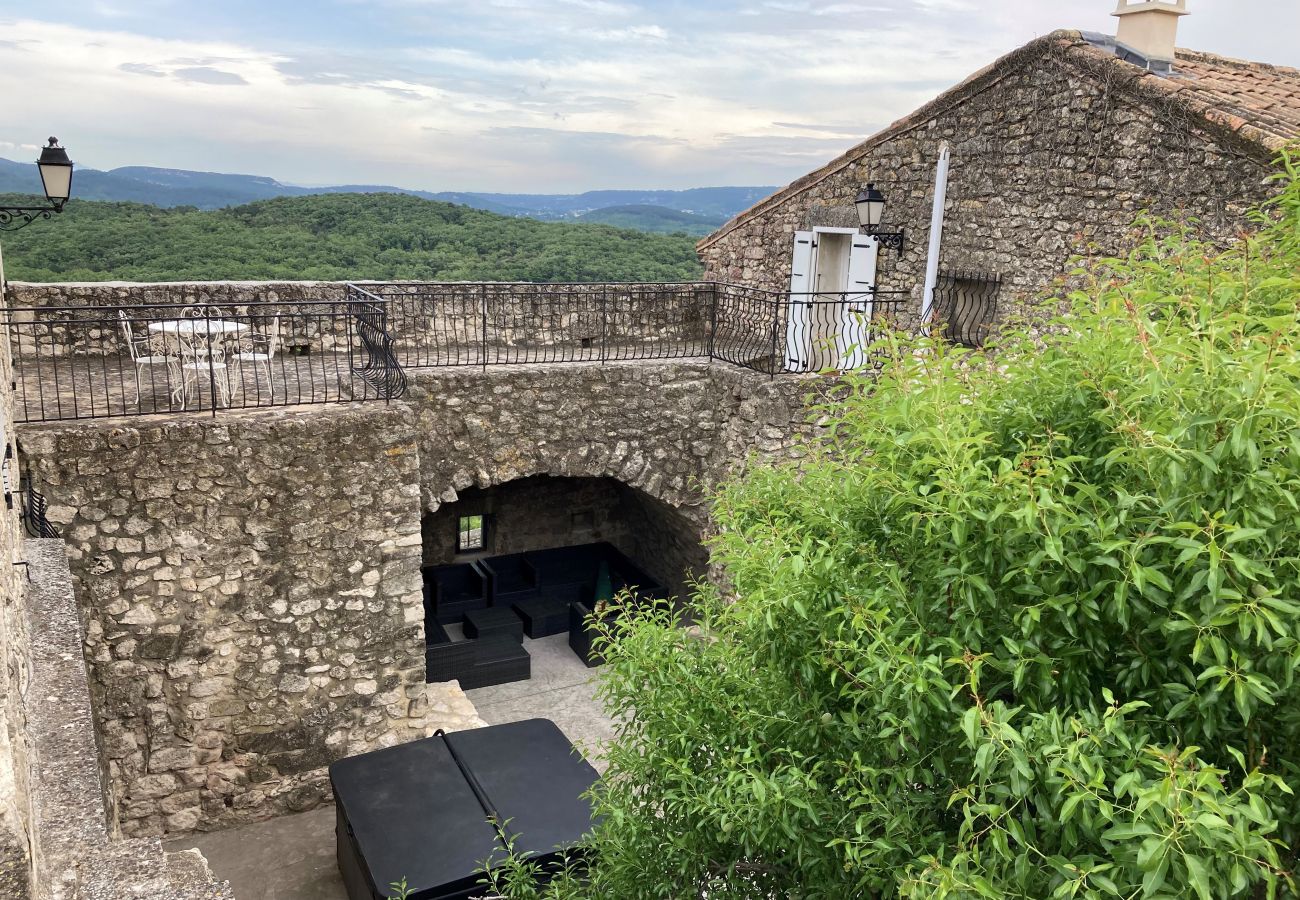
[118, 311, 179, 407]
[232, 316, 280, 399]
[179, 338, 232, 409]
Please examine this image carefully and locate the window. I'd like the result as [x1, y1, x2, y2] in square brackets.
[456, 514, 486, 553]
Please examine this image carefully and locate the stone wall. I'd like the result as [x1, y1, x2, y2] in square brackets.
[16, 358, 823, 840]
[0, 247, 35, 895]
[698, 33, 1279, 327]
[19, 405, 456, 838]
[616, 485, 711, 601]
[22, 539, 231, 899]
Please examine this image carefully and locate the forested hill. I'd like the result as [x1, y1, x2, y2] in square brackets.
[0, 158, 773, 222]
[0, 192, 705, 283]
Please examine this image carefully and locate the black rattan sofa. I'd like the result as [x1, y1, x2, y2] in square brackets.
[425, 562, 489, 624]
[478, 553, 540, 606]
[562, 545, 667, 666]
[567, 599, 614, 668]
[425, 620, 530, 689]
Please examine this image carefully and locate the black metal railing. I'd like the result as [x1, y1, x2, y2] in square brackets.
[4, 279, 996, 422]
[712, 286, 914, 375]
[20, 482, 59, 539]
[4, 294, 406, 422]
[346, 284, 408, 399]
[363, 281, 714, 368]
[931, 271, 1002, 348]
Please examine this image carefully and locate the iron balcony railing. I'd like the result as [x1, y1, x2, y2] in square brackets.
[4, 293, 406, 422]
[3, 279, 997, 423]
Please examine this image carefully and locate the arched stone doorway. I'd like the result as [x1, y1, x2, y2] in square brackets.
[420, 474, 707, 601]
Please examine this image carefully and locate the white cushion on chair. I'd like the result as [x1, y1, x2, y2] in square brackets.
[136, 355, 172, 365]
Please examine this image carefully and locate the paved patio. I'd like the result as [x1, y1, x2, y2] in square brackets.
[169, 632, 612, 900]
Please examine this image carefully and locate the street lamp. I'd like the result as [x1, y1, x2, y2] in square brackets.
[1, 138, 74, 231]
[854, 182, 904, 253]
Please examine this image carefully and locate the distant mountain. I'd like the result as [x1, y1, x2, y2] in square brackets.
[0, 159, 774, 233]
[575, 204, 725, 237]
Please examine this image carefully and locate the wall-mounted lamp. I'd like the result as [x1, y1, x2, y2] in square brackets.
[1, 138, 74, 231]
[854, 182, 904, 253]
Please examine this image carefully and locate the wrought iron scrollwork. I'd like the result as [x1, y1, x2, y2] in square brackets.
[866, 230, 905, 253]
[346, 285, 408, 400]
[931, 270, 1001, 348]
[21, 484, 60, 539]
[0, 206, 58, 232]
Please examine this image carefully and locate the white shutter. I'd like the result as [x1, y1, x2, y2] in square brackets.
[786, 231, 815, 372]
[838, 235, 879, 369]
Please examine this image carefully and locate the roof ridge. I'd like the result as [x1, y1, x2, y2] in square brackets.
[697, 30, 1086, 251]
[698, 30, 1297, 252]
[1174, 46, 1300, 78]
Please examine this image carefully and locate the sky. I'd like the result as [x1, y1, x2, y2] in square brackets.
[0, 1, 1297, 194]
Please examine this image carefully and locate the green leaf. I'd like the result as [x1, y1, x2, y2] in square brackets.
[1183, 854, 1211, 900]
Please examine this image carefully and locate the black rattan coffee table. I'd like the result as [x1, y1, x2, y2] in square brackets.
[462, 606, 524, 642]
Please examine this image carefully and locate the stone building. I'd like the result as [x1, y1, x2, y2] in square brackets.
[2, 4, 1299, 896]
[698, 6, 1300, 347]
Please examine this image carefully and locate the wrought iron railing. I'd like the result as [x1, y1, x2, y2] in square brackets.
[4, 294, 406, 422]
[345, 284, 408, 399]
[363, 281, 714, 368]
[3, 279, 996, 422]
[711, 286, 914, 375]
[931, 271, 1002, 348]
[20, 481, 59, 539]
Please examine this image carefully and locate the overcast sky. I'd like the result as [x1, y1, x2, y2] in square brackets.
[0, 1, 1296, 193]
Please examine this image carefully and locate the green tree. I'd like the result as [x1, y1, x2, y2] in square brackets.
[498, 157, 1300, 898]
[0, 192, 704, 283]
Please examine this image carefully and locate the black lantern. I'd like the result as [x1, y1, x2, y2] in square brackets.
[853, 181, 904, 252]
[37, 138, 73, 210]
[854, 182, 886, 230]
[1, 137, 75, 231]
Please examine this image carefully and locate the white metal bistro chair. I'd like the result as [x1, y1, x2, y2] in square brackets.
[179, 338, 232, 409]
[118, 311, 180, 407]
[232, 315, 280, 399]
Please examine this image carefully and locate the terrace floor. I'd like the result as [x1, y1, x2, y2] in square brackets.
[169, 632, 614, 900]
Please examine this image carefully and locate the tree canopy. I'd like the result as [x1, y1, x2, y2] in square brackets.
[489, 157, 1300, 899]
[0, 192, 704, 283]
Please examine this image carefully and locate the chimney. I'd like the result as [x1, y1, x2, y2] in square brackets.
[1112, 0, 1188, 65]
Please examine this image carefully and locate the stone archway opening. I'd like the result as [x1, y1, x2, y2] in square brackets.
[419, 475, 707, 689]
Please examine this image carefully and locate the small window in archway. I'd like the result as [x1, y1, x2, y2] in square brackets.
[457, 515, 486, 552]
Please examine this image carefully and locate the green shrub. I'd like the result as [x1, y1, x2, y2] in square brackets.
[553, 156, 1300, 899]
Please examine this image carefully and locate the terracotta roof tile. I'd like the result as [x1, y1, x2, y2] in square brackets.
[1162, 48, 1300, 148]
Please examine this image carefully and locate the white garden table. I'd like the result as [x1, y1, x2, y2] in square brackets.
[148, 319, 249, 407]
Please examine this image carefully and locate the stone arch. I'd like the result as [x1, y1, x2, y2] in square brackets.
[420, 473, 708, 602]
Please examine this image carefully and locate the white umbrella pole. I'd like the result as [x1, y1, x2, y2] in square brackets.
[920, 141, 950, 333]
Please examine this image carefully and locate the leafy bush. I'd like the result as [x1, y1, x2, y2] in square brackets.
[521, 158, 1300, 899]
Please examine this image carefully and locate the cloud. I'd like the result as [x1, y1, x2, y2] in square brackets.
[173, 66, 248, 85]
[774, 121, 872, 136]
[1, 1, 1298, 192]
[118, 61, 166, 77]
